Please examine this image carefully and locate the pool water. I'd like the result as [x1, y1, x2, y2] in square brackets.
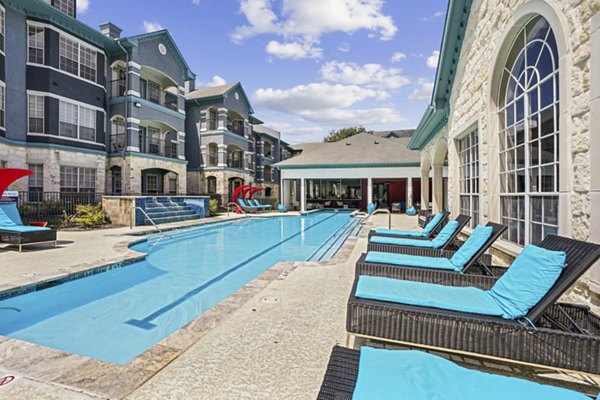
[0, 211, 358, 364]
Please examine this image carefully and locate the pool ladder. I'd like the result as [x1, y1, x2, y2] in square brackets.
[226, 202, 249, 218]
[360, 208, 391, 229]
[133, 207, 162, 233]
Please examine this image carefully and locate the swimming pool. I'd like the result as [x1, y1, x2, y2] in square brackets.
[0, 211, 359, 364]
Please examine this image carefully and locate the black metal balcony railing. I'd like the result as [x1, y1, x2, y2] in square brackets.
[110, 133, 126, 152]
[227, 159, 243, 169]
[164, 93, 179, 111]
[111, 79, 126, 98]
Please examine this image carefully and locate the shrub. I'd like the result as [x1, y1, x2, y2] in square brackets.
[208, 199, 219, 216]
[70, 204, 109, 228]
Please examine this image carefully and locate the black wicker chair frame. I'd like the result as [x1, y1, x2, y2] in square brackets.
[369, 211, 450, 240]
[347, 235, 600, 374]
[316, 346, 596, 400]
[368, 214, 471, 251]
[364, 222, 506, 277]
[0, 228, 57, 252]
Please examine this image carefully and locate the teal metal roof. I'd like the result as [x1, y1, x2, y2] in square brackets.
[120, 30, 196, 81]
[408, 0, 473, 150]
[2, 0, 123, 53]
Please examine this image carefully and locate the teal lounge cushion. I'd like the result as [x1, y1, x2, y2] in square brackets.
[488, 244, 566, 319]
[356, 275, 504, 316]
[421, 212, 445, 236]
[1, 203, 24, 225]
[0, 225, 51, 233]
[364, 251, 457, 271]
[374, 228, 426, 237]
[449, 224, 494, 270]
[352, 347, 592, 400]
[430, 220, 459, 248]
[0, 205, 17, 227]
[238, 199, 259, 208]
[369, 236, 435, 248]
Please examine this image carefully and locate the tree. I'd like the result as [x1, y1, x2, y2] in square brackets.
[323, 126, 370, 143]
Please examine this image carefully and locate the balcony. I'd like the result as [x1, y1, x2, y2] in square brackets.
[110, 133, 179, 159]
[110, 79, 180, 113]
[111, 79, 126, 97]
[110, 133, 126, 152]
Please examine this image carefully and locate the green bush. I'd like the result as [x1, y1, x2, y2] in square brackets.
[209, 199, 219, 216]
[70, 204, 109, 228]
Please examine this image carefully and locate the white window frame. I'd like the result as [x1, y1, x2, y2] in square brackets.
[457, 129, 480, 228]
[60, 166, 96, 193]
[28, 95, 45, 133]
[53, 0, 75, 17]
[498, 16, 560, 246]
[28, 25, 45, 64]
[59, 33, 97, 83]
[0, 5, 5, 55]
[28, 164, 44, 191]
[0, 81, 5, 130]
[58, 99, 97, 142]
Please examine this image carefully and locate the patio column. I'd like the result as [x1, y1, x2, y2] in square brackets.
[432, 164, 444, 213]
[367, 177, 373, 205]
[421, 170, 430, 211]
[407, 177, 413, 208]
[217, 144, 227, 167]
[300, 178, 306, 213]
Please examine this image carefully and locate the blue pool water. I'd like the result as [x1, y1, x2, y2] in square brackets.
[0, 211, 358, 364]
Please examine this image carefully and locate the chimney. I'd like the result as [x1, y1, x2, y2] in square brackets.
[99, 22, 122, 39]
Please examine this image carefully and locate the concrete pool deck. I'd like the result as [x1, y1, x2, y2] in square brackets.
[0, 212, 411, 399]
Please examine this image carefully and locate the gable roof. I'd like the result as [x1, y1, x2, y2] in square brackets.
[372, 129, 415, 139]
[408, 0, 473, 150]
[120, 30, 196, 81]
[274, 133, 420, 169]
[185, 82, 255, 114]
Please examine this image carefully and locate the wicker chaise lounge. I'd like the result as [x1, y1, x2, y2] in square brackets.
[0, 203, 57, 252]
[316, 346, 597, 400]
[369, 214, 471, 251]
[361, 222, 506, 278]
[347, 235, 600, 374]
[369, 210, 449, 239]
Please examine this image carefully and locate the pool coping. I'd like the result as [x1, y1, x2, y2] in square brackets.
[0, 214, 366, 399]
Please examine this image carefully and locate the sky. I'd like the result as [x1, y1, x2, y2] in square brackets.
[78, 0, 447, 143]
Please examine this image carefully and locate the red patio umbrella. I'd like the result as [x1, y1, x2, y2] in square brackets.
[0, 168, 32, 199]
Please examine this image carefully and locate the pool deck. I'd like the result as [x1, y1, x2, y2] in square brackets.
[0, 212, 404, 399]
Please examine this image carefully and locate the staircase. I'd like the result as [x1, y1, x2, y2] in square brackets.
[143, 201, 199, 225]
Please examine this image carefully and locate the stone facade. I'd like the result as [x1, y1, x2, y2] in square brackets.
[188, 169, 253, 205]
[421, 0, 600, 310]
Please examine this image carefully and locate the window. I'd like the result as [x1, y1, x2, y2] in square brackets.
[264, 166, 272, 181]
[60, 166, 96, 193]
[168, 177, 177, 194]
[147, 127, 161, 155]
[28, 164, 44, 201]
[0, 160, 6, 169]
[498, 16, 559, 245]
[110, 117, 126, 151]
[59, 34, 97, 82]
[0, 83, 4, 129]
[458, 130, 479, 228]
[53, 0, 75, 16]
[147, 80, 161, 104]
[208, 108, 218, 130]
[28, 26, 45, 64]
[28, 95, 45, 133]
[170, 141, 178, 158]
[145, 175, 159, 194]
[264, 141, 272, 157]
[207, 143, 218, 166]
[139, 79, 147, 99]
[59, 100, 96, 141]
[207, 176, 217, 193]
[0, 7, 4, 53]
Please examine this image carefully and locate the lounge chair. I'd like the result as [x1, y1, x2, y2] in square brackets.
[0, 203, 57, 252]
[369, 214, 470, 251]
[317, 346, 597, 400]
[237, 199, 262, 213]
[347, 235, 600, 374]
[361, 223, 506, 280]
[370, 211, 449, 239]
[250, 199, 272, 210]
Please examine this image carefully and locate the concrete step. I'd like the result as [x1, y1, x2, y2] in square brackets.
[145, 207, 195, 215]
[146, 214, 199, 225]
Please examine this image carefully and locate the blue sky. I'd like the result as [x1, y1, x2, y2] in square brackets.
[78, 0, 447, 143]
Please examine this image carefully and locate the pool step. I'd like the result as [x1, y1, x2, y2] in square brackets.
[143, 201, 199, 225]
[308, 218, 360, 261]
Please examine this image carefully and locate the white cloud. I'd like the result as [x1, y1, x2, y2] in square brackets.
[192, 0, 201, 4]
[207, 75, 227, 87]
[320, 61, 410, 89]
[143, 21, 164, 33]
[338, 42, 350, 53]
[266, 40, 323, 59]
[266, 122, 326, 143]
[426, 50, 440, 69]
[421, 10, 446, 22]
[409, 79, 434, 101]
[232, 0, 398, 59]
[77, 0, 90, 14]
[390, 52, 406, 63]
[254, 82, 404, 125]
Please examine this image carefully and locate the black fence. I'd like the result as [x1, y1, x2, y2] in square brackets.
[17, 192, 104, 225]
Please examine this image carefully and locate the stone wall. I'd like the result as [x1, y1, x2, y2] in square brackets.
[422, 0, 600, 309]
[102, 196, 136, 226]
[107, 155, 187, 194]
[187, 169, 254, 204]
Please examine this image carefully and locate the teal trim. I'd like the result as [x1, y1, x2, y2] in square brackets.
[409, 0, 473, 150]
[186, 82, 256, 115]
[3, 0, 123, 54]
[200, 130, 252, 143]
[0, 135, 106, 155]
[110, 96, 185, 120]
[276, 162, 421, 170]
[107, 152, 188, 165]
[201, 167, 253, 174]
[120, 30, 196, 81]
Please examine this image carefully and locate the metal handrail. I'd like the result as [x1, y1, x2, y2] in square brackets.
[133, 206, 162, 233]
[360, 208, 391, 229]
[227, 202, 248, 217]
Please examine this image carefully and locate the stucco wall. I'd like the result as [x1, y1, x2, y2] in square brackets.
[426, 0, 600, 308]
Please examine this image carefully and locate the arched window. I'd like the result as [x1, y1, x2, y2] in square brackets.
[498, 16, 559, 245]
[207, 176, 217, 193]
[207, 143, 218, 166]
